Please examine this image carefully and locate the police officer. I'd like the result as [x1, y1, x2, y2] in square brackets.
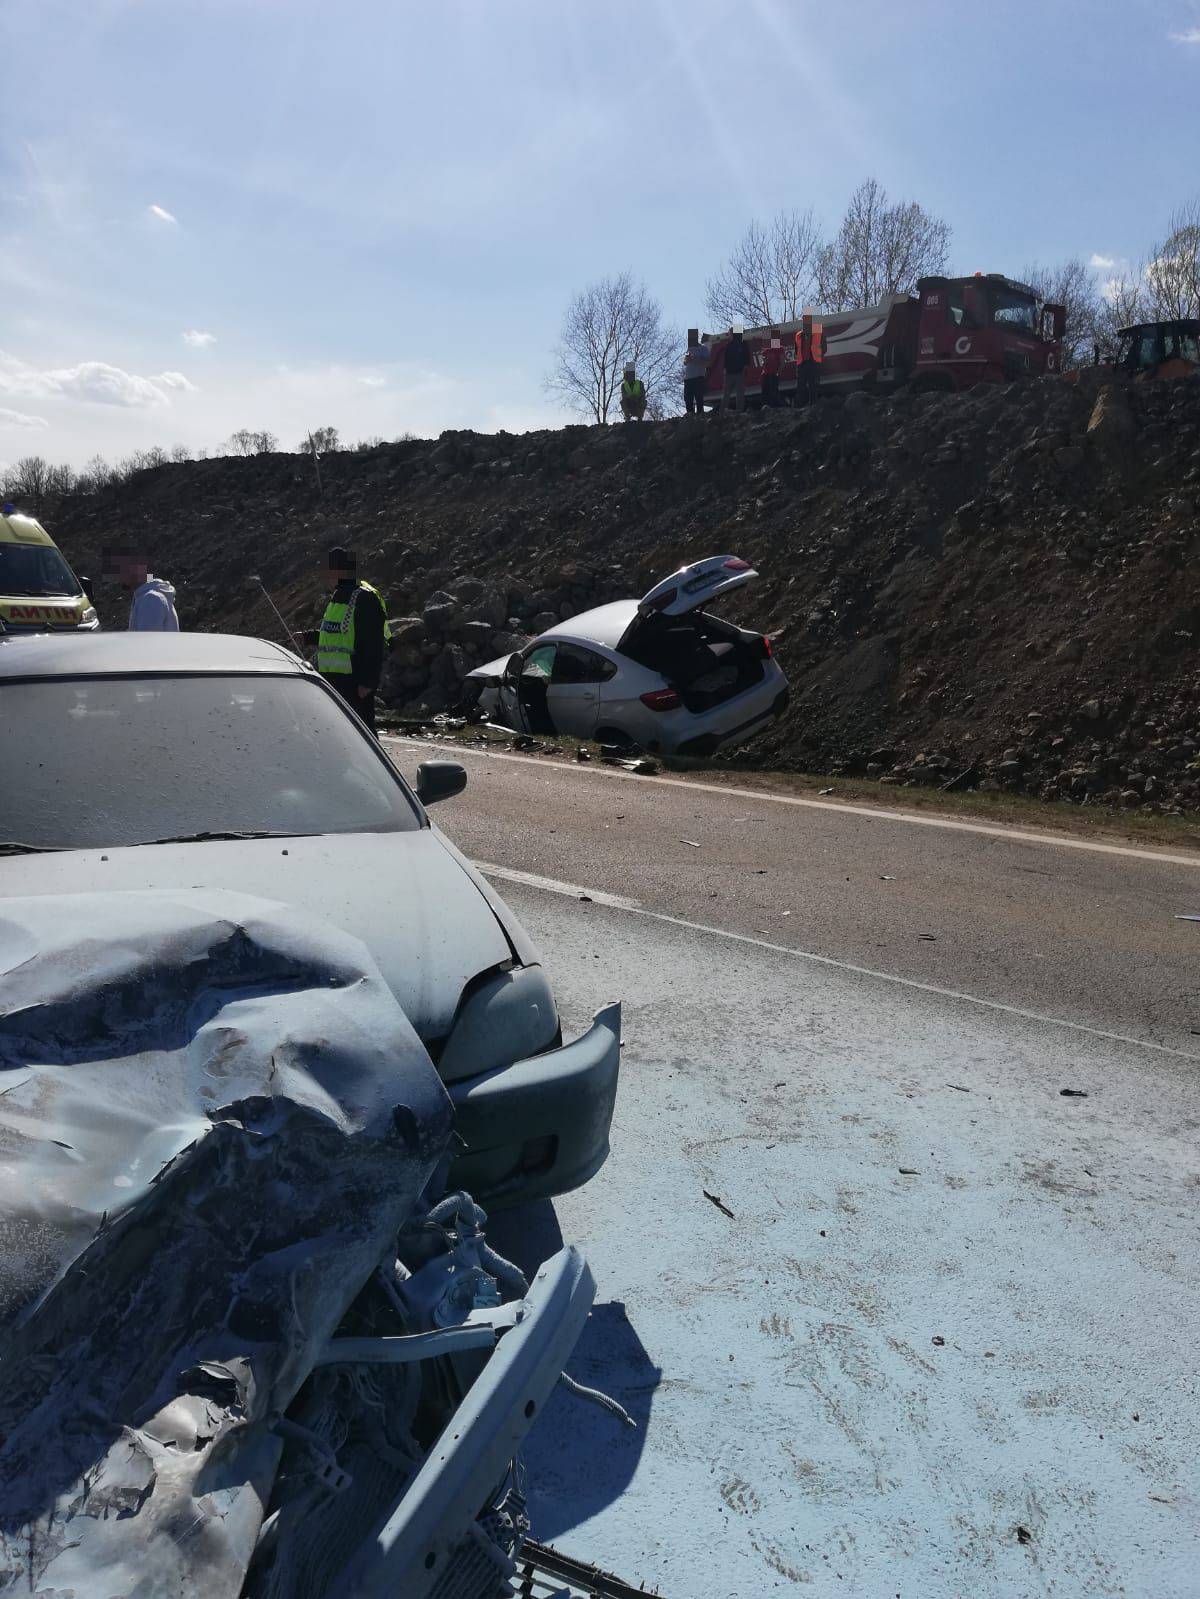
[308, 546, 390, 732]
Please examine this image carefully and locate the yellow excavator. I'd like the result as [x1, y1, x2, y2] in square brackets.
[1104, 318, 1198, 381]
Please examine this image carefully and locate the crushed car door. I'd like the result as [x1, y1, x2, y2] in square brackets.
[637, 554, 759, 618]
[514, 643, 557, 735]
[547, 643, 609, 739]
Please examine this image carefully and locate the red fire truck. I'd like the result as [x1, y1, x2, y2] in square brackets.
[702, 273, 1066, 406]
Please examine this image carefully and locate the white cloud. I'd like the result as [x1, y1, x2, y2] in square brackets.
[0, 350, 196, 408]
[182, 329, 216, 348]
[0, 406, 48, 430]
[1089, 253, 1116, 270]
[358, 374, 386, 387]
[1169, 26, 1200, 42]
[148, 203, 178, 224]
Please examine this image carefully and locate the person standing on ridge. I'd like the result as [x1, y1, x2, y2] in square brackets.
[620, 364, 647, 423]
[721, 326, 749, 412]
[760, 331, 785, 408]
[306, 546, 390, 733]
[794, 311, 826, 406]
[682, 329, 709, 416]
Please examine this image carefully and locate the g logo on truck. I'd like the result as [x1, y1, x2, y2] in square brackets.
[955, 336, 972, 356]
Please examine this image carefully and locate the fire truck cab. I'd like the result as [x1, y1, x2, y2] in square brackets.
[913, 273, 1066, 390]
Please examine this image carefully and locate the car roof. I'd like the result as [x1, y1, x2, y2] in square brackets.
[0, 631, 307, 679]
[539, 600, 639, 650]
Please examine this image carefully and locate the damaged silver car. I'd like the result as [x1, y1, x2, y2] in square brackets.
[0, 632, 620, 1208]
[466, 554, 789, 756]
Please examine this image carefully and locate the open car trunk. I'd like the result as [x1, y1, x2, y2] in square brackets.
[618, 609, 768, 712]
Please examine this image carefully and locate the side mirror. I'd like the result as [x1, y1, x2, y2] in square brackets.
[503, 652, 523, 682]
[416, 759, 467, 807]
[79, 576, 94, 603]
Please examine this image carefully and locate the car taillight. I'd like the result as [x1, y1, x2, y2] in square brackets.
[643, 587, 678, 613]
[760, 634, 773, 657]
[640, 687, 681, 712]
[723, 557, 752, 572]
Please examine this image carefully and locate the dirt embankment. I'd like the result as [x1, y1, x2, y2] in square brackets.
[50, 370, 1200, 812]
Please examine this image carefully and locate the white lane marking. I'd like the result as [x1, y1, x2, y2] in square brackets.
[387, 737, 1200, 869]
[475, 863, 640, 911]
[477, 862, 1200, 1063]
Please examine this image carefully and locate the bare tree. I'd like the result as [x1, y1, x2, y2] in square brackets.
[1093, 271, 1147, 358]
[816, 179, 951, 311]
[705, 210, 822, 329]
[1022, 257, 1102, 369]
[547, 271, 680, 423]
[170, 443, 191, 463]
[301, 426, 340, 454]
[7, 456, 50, 496]
[1144, 197, 1200, 320]
[79, 454, 116, 492]
[225, 429, 277, 456]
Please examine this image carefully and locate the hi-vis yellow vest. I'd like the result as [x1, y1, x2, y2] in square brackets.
[317, 581, 391, 675]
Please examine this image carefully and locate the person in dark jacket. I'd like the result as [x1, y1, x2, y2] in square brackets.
[759, 332, 785, 408]
[304, 546, 390, 733]
[721, 327, 748, 412]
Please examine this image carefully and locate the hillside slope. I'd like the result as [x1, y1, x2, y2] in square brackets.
[51, 371, 1200, 812]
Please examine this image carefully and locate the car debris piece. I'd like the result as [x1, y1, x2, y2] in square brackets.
[1059, 1087, 1088, 1097]
[1175, 914, 1200, 922]
[703, 1189, 735, 1219]
[918, 933, 938, 941]
[899, 1167, 921, 1176]
[679, 837, 701, 848]
[519, 1539, 665, 1598]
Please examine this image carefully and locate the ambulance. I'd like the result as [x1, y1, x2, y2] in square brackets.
[0, 504, 99, 634]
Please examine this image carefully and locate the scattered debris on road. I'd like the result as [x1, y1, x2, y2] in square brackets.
[1059, 1087, 1089, 1097]
[899, 1167, 921, 1176]
[678, 837, 701, 848]
[947, 1083, 971, 1092]
[703, 1189, 736, 1219]
[931, 1335, 946, 1347]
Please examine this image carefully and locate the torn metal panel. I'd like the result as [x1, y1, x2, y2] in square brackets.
[0, 889, 453, 1597]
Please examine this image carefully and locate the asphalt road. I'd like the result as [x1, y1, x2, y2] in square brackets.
[387, 739, 1200, 1598]
[392, 736, 1200, 1058]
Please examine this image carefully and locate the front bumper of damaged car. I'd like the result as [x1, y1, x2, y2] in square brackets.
[337, 1245, 595, 1598]
[447, 1002, 621, 1209]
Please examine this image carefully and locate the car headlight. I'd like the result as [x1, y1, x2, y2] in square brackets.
[81, 606, 99, 626]
[437, 964, 560, 1084]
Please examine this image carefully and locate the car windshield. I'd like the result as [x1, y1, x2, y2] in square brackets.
[0, 673, 421, 849]
[0, 542, 82, 597]
[989, 288, 1037, 331]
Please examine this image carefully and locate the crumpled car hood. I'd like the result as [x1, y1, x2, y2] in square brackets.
[0, 888, 453, 1598]
[0, 830, 519, 1044]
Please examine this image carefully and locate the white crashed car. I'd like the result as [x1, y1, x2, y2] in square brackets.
[466, 554, 789, 757]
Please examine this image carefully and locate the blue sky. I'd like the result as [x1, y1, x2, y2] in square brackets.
[1, 0, 1197, 468]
